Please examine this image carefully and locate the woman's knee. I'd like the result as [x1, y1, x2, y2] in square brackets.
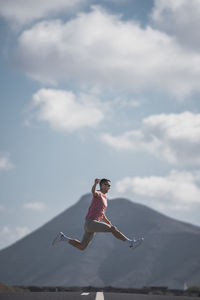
[102, 225, 118, 234]
[80, 242, 89, 251]
[110, 225, 118, 232]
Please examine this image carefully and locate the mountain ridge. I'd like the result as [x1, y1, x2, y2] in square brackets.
[0, 193, 200, 288]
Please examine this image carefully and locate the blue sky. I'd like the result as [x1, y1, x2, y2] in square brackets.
[1, 0, 200, 250]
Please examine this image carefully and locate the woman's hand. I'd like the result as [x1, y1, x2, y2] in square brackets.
[94, 178, 100, 185]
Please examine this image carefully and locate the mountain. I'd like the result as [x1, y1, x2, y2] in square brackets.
[0, 193, 200, 289]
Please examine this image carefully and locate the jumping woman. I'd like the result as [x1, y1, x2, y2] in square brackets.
[52, 178, 144, 250]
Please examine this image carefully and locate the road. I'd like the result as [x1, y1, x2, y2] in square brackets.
[0, 291, 199, 300]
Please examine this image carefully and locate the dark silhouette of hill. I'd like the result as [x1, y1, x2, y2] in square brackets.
[0, 194, 200, 289]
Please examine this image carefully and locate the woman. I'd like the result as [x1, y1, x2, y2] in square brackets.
[52, 178, 144, 250]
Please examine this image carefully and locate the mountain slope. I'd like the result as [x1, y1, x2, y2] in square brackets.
[0, 194, 200, 289]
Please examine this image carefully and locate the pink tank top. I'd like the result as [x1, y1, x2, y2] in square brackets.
[86, 191, 108, 221]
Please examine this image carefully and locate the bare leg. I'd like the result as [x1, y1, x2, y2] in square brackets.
[68, 224, 127, 250]
[110, 226, 127, 242]
[68, 238, 88, 251]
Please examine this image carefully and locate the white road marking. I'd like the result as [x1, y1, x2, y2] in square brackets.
[81, 292, 90, 295]
[95, 292, 104, 300]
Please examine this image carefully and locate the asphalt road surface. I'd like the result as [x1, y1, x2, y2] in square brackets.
[0, 292, 200, 300]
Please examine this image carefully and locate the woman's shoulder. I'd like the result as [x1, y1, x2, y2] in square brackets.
[93, 190, 106, 198]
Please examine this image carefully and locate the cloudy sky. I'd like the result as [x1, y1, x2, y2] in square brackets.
[1, 0, 200, 250]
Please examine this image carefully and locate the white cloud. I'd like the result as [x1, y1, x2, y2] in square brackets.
[23, 202, 46, 212]
[152, 0, 200, 51]
[29, 88, 105, 132]
[0, 226, 30, 250]
[15, 7, 200, 98]
[101, 111, 200, 165]
[0, 0, 88, 27]
[0, 154, 13, 171]
[115, 170, 200, 211]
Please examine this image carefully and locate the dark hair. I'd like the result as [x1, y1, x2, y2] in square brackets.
[100, 178, 111, 187]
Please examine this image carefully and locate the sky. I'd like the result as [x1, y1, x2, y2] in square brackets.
[1, 0, 200, 250]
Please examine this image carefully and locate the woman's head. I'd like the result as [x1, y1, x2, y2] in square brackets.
[100, 178, 111, 193]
